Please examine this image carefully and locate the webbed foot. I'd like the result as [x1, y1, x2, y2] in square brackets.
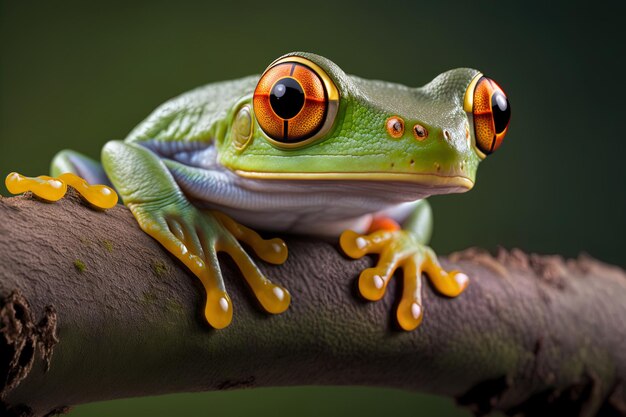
[340, 229, 468, 331]
[5, 171, 118, 208]
[131, 201, 290, 329]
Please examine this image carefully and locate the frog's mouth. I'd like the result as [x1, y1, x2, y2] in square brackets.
[234, 170, 474, 193]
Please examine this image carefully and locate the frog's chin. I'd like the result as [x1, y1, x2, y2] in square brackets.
[234, 170, 474, 193]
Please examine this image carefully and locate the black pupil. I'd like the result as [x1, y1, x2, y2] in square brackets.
[270, 77, 305, 119]
[491, 91, 511, 133]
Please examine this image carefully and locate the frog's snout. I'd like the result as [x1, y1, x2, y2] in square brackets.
[415, 126, 475, 188]
[433, 129, 475, 186]
[382, 114, 476, 188]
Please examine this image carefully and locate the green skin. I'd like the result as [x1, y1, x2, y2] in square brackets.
[51, 52, 493, 330]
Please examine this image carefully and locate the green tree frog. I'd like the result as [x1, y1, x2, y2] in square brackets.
[48, 52, 511, 331]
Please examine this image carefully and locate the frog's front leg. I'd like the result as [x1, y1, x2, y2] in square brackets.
[340, 200, 468, 331]
[102, 141, 290, 329]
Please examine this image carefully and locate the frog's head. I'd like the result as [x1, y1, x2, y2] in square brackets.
[219, 52, 510, 200]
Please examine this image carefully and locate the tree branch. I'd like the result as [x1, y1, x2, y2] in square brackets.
[0, 190, 625, 417]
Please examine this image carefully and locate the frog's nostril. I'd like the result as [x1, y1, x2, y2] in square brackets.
[443, 130, 451, 141]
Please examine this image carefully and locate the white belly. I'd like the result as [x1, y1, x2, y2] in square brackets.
[165, 146, 430, 237]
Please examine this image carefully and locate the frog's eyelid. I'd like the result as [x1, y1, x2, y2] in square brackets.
[463, 73, 486, 159]
[267, 56, 339, 102]
[463, 72, 483, 113]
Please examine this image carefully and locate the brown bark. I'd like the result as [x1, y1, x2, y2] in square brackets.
[0, 190, 625, 417]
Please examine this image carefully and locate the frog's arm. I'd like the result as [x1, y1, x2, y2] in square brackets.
[102, 140, 290, 328]
[341, 200, 468, 331]
[102, 76, 290, 329]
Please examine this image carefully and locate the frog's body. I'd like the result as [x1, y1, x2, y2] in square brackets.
[50, 52, 510, 330]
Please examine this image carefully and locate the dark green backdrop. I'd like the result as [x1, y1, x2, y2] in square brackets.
[1, 1, 624, 416]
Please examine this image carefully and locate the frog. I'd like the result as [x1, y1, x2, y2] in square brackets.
[47, 52, 510, 331]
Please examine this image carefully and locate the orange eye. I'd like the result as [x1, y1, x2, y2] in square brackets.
[253, 57, 339, 148]
[467, 76, 511, 156]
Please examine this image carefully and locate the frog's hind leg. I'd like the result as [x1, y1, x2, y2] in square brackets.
[51, 149, 113, 188]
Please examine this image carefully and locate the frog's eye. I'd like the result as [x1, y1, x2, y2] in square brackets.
[464, 76, 511, 156]
[253, 56, 339, 148]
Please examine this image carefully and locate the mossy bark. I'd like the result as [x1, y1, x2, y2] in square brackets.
[0, 190, 624, 417]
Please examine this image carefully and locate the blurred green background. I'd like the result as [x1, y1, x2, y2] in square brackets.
[1, 1, 624, 416]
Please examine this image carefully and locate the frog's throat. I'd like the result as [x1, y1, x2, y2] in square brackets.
[233, 170, 474, 191]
